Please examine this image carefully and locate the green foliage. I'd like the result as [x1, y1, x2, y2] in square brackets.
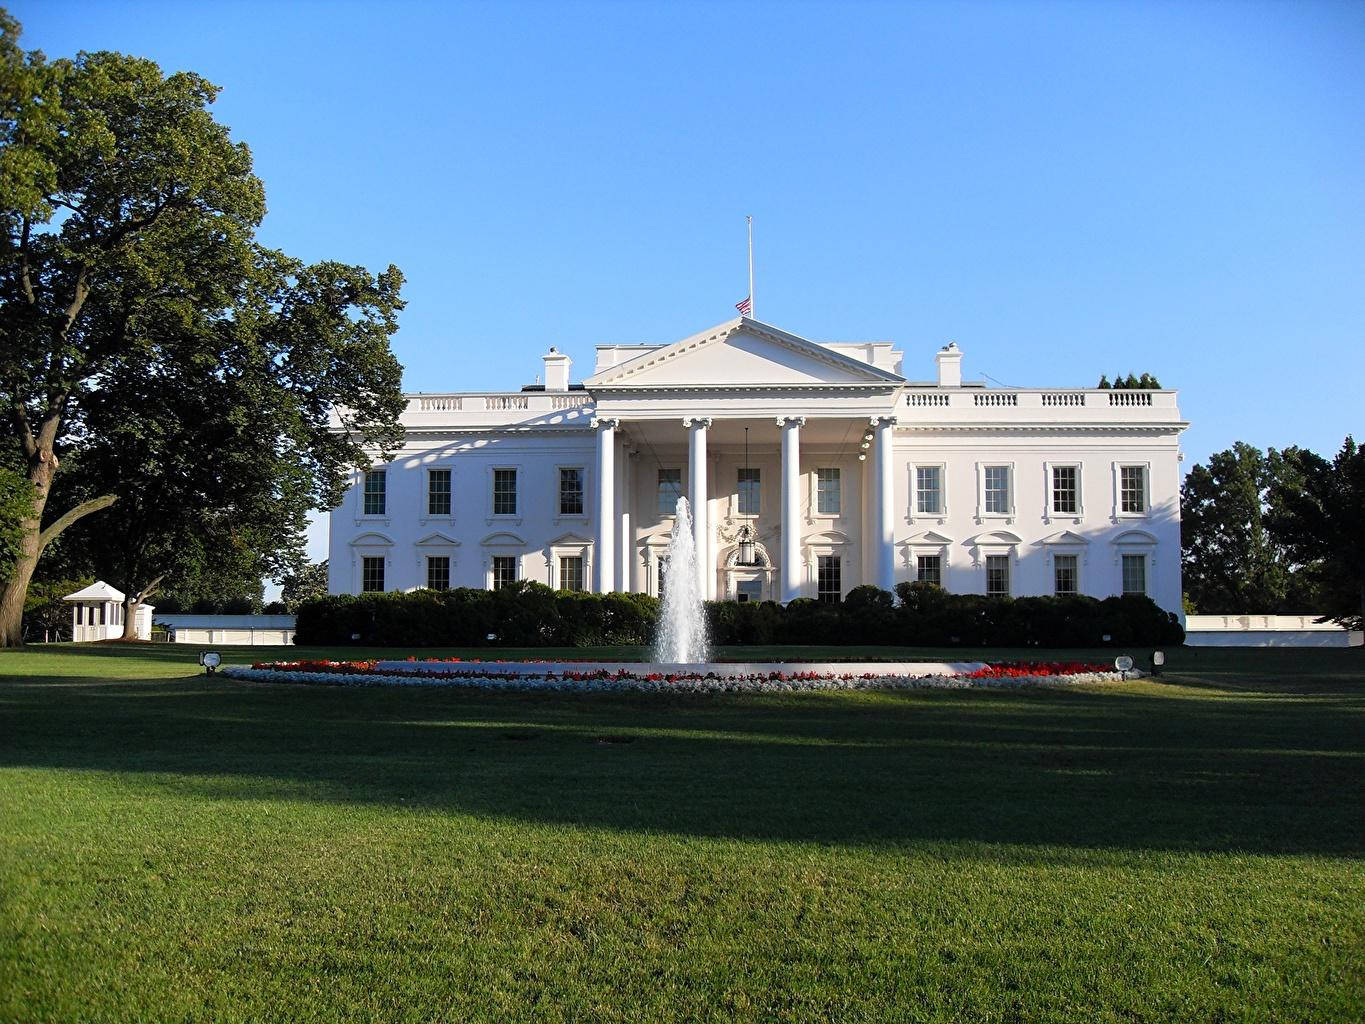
[1266, 436, 1365, 629]
[279, 560, 329, 611]
[17, 575, 90, 640]
[1100, 372, 1162, 389]
[0, 13, 406, 640]
[295, 584, 662, 647]
[309, 585, 1186, 649]
[1180, 442, 1317, 614]
[0, 465, 34, 580]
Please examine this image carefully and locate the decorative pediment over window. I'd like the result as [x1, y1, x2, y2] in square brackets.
[585, 318, 904, 389]
[479, 531, 527, 547]
[1112, 529, 1157, 546]
[1041, 530, 1090, 547]
[415, 531, 461, 547]
[546, 532, 592, 548]
[968, 529, 1022, 567]
[905, 530, 954, 546]
[349, 531, 394, 547]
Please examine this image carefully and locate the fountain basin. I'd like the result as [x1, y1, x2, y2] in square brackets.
[373, 660, 989, 678]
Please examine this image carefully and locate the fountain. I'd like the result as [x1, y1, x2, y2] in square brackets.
[652, 496, 711, 663]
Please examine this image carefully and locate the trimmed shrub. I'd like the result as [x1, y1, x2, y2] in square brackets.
[294, 585, 1184, 648]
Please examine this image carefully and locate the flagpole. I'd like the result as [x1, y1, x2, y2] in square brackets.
[746, 215, 754, 321]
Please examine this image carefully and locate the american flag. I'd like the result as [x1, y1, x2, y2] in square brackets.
[735, 295, 752, 316]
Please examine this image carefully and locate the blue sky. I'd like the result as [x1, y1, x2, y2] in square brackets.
[17, 0, 1365, 566]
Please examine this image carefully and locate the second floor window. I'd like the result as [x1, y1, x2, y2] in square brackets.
[428, 469, 451, 516]
[493, 469, 517, 516]
[816, 468, 840, 515]
[737, 468, 760, 515]
[559, 468, 584, 516]
[658, 468, 683, 516]
[363, 470, 386, 515]
[984, 465, 1011, 515]
[1052, 466, 1078, 515]
[916, 466, 943, 515]
[1120, 466, 1147, 514]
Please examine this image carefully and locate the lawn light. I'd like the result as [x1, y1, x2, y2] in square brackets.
[1114, 654, 1134, 680]
[486, 633, 497, 642]
[1152, 650, 1165, 676]
[858, 453, 866, 461]
[199, 651, 221, 674]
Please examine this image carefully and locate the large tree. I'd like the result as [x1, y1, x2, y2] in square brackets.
[1266, 437, 1365, 631]
[0, 13, 405, 644]
[1180, 442, 1311, 613]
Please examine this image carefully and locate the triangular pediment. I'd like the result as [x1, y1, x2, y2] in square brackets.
[415, 531, 461, 547]
[902, 530, 954, 546]
[586, 318, 903, 389]
[1041, 530, 1090, 546]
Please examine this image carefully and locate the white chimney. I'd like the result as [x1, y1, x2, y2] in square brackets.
[543, 347, 571, 392]
[935, 342, 962, 387]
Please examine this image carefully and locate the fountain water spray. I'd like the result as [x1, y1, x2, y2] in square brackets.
[652, 496, 711, 664]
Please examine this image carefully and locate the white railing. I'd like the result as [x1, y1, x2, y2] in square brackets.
[907, 393, 950, 407]
[899, 387, 1176, 419]
[484, 395, 530, 411]
[1108, 391, 1153, 406]
[973, 393, 1018, 407]
[407, 392, 595, 420]
[551, 394, 592, 409]
[1042, 392, 1087, 407]
[418, 396, 463, 412]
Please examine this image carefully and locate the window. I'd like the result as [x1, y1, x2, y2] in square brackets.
[916, 554, 942, 586]
[816, 468, 841, 515]
[492, 555, 518, 591]
[1120, 466, 1147, 514]
[425, 555, 450, 590]
[363, 469, 386, 516]
[99, 603, 107, 625]
[428, 469, 451, 516]
[817, 555, 842, 603]
[1052, 466, 1078, 515]
[558, 555, 585, 592]
[1054, 554, 1078, 595]
[657, 468, 683, 516]
[559, 468, 584, 516]
[737, 467, 760, 516]
[916, 466, 943, 515]
[493, 468, 517, 516]
[985, 554, 1010, 597]
[984, 466, 1011, 515]
[1122, 553, 1147, 595]
[362, 556, 385, 592]
[657, 558, 668, 600]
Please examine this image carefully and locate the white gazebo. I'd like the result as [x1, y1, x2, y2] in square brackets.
[63, 581, 153, 642]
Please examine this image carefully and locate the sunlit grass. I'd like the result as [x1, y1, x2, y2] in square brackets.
[1, 643, 1362, 1022]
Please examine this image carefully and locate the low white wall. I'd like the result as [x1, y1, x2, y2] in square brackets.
[170, 627, 296, 646]
[1185, 614, 1362, 648]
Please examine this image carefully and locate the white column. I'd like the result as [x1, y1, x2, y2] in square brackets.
[618, 446, 633, 592]
[685, 417, 711, 596]
[593, 417, 618, 592]
[779, 415, 805, 603]
[873, 415, 897, 593]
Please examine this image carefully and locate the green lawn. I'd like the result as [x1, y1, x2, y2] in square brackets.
[1, 644, 1361, 1022]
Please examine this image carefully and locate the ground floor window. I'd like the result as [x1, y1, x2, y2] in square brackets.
[1122, 553, 1147, 596]
[426, 556, 450, 591]
[492, 555, 518, 591]
[1053, 554, 1078, 596]
[559, 555, 585, 592]
[362, 556, 385, 593]
[985, 555, 1010, 597]
[735, 578, 762, 603]
[817, 555, 842, 603]
[916, 554, 942, 586]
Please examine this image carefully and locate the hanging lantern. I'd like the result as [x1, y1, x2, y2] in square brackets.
[737, 524, 757, 567]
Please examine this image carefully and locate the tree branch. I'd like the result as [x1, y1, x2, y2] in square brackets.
[134, 573, 168, 604]
[37, 494, 118, 551]
[19, 217, 35, 305]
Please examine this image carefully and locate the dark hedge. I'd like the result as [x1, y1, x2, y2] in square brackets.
[295, 581, 1185, 649]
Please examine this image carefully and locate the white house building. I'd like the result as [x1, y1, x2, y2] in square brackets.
[328, 317, 1186, 613]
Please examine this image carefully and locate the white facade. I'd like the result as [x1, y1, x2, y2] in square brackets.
[328, 318, 1186, 614]
[1185, 615, 1362, 647]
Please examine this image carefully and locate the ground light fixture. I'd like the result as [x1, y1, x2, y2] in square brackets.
[1114, 654, 1134, 680]
[1152, 650, 1165, 676]
[199, 651, 221, 674]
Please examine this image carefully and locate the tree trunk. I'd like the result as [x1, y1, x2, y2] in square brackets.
[121, 596, 141, 641]
[0, 527, 44, 647]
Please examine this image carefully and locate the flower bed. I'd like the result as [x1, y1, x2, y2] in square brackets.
[222, 659, 1130, 694]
